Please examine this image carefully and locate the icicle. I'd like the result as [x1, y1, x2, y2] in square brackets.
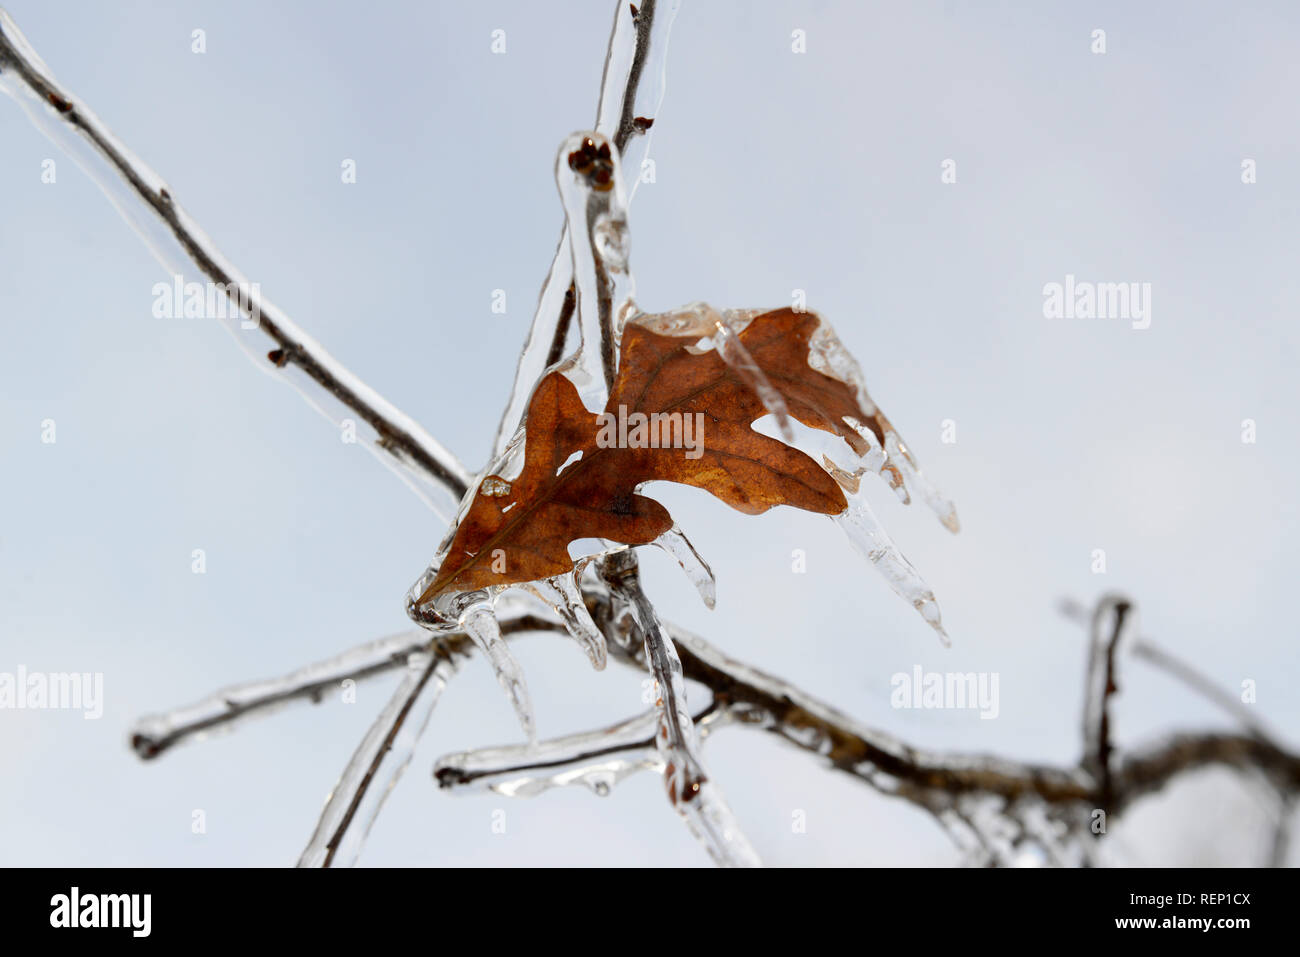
[460, 602, 536, 744]
[525, 572, 608, 670]
[806, 316, 959, 533]
[842, 416, 909, 502]
[884, 431, 960, 533]
[833, 492, 949, 646]
[707, 307, 795, 443]
[651, 524, 717, 610]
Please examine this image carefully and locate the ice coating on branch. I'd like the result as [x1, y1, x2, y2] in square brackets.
[460, 601, 536, 744]
[936, 795, 1095, 868]
[130, 629, 433, 759]
[492, 0, 679, 458]
[435, 710, 664, 798]
[651, 524, 717, 610]
[623, 581, 760, 866]
[0, 11, 469, 521]
[555, 130, 639, 410]
[299, 649, 449, 868]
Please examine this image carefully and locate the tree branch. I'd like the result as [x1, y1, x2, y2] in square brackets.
[129, 616, 561, 761]
[435, 599, 1300, 866]
[491, 0, 676, 456]
[1082, 595, 1133, 807]
[0, 12, 472, 510]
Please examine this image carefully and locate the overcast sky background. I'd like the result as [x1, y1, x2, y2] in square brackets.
[2, 0, 1297, 866]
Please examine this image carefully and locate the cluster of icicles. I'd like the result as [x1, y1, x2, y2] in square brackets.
[406, 130, 959, 743]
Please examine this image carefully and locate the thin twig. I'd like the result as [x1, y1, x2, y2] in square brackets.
[1063, 595, 1281, 744]
[544, 282, 577, 368]
[614, 0, 657, 155]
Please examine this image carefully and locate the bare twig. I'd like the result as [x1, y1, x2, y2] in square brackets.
[613, 0, 659, 155]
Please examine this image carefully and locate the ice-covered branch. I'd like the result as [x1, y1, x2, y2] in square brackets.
[298, 649, 449, 868]
[1081, 594, 1134, 805]
[601, 550, 761, 867]
[131, 585, 1300, 865]
[662, 620, 1093, 808]
[491, 0, 678, 456]
[129, 616, 562, 761]
[1061, 596, 1278, 742]
[439, 710, 660, 796]
[432, 703, 730, 797]
[1110, 732, 1300, 813]
[664, 613, 1300, 815]
[431, 601, 1300, 863]
[0, 12, 472, 515]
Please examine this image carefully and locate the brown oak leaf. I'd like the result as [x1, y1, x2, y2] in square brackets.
[418, 307, 889, 605]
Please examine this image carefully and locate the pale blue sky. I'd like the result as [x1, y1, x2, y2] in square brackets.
[1, 0, 1297, 866]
